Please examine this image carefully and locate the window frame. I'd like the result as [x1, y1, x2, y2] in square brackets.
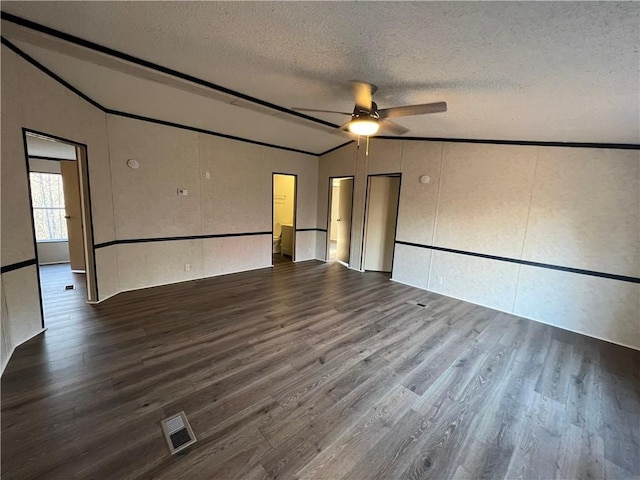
[29, 171, 69, 243]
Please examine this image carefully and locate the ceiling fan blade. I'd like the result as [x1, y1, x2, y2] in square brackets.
[351, 81, 377, 110]
[378, 101, 447, 119]
[329, 120, 358, 138]
[378, 119, 409, 135]
[292, 107, 351, 115]
[339, 120, 352, 131]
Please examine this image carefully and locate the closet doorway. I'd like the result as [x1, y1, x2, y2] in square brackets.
[362, 174, 401, 273]
[272, 173, 297, 265]
[326, 177, 354, 266]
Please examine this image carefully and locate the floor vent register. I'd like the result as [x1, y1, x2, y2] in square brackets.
[161, 411, 197, 454]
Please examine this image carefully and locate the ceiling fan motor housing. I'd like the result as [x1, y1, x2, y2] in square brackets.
[352, 101, 379, 120]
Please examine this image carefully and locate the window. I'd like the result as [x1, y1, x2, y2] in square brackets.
[29, 172, 68, 241]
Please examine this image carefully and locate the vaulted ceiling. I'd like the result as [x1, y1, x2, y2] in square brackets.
[2, 2, 639, 154]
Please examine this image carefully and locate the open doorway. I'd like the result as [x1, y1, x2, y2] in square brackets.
[272, 173, 297, 265]
[362, 174, 401, 273]
[326, 177, 354, 266]
[23, 130, 97, 328]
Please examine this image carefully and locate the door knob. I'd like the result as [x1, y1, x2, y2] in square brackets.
[64, 216, 71, 219]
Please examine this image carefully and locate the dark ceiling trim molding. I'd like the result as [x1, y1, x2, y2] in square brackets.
[1, 36, 107, 111]
[2, 36, 319, 157]
[376, 136, 640, 150]
[107, 110, 318, 156]
[0, 11, 340, 130]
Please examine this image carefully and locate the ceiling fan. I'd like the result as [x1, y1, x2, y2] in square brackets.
[293, 81, 447, 136]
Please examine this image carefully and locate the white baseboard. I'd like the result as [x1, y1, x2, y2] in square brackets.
[390, 277, 427, 290]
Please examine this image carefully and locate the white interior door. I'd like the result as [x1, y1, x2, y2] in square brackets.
[337, 178, 353, 264]
[363, 176, 400, 272]
[330, 184, 340, 242]
[60, 160, 85, 271]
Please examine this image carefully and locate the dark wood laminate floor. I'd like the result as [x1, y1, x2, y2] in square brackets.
[273, 253, 293, 265]
[2, 261, 639, 479]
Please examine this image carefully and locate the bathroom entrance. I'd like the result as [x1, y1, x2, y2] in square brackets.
[272, 173, 297, 265]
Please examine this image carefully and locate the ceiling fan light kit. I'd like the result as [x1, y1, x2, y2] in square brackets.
[348, 117, 380, 136]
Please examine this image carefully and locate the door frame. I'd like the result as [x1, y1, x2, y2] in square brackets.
[360, 173, 402, 273]
[271, 172, 298, 264]
[21, 128, 99, 329]
[326, 175, 355, 266]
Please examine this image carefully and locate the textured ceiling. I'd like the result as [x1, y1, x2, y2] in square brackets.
[2, 1, 639, 152]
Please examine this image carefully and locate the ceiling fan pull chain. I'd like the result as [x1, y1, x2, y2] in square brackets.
[366, 135, 370, 157]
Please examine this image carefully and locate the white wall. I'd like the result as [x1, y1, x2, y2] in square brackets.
[36, 242, 70, 265]
[1, 283, 12, 372]
[29, 157, 62, 174]
[105, 115, 318, 292]
[319, 139, 640, 349]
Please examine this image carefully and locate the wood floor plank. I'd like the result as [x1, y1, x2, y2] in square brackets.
[259, 363, 417, 479]
[412, 346, 488, 417]
[604, 458, 638, 480]
[400, 329, 469, 395]
[534, 338, 574, 405]
[504, 392, 565, 480]
[342, 408, 432, 479]
[1, 261, 638, 479]
[295, 385, 417, 480]
[555, 422, 605, 480]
